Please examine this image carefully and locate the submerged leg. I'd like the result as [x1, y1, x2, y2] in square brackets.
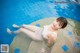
[7, 28, 43, 41]
[7, 28, 21, 34]
[12, 24, 41, 32]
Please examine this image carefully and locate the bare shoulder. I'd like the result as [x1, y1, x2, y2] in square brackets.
[50, 33, 57, 41]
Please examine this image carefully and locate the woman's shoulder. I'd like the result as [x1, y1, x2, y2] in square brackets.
[51, 32, 57, 35]
[50, 32, 57, 39]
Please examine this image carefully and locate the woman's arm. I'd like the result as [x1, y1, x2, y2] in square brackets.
[47, 34, 56, 47]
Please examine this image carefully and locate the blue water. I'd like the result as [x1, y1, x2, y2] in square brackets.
[0, 0, 80, 45]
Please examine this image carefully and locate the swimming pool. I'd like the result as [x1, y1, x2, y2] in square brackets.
[0, 0, 80, 53]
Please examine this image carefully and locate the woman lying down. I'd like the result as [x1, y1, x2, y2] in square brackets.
[7, 17, 68, 53]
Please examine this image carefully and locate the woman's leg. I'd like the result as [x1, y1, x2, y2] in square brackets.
[7, 28, 43, 41]
[12, 24, 41, 32]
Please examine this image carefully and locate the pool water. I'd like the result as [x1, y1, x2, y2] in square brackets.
[0, 0, 80, 53]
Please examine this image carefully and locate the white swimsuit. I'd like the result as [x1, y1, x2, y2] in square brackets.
[42, 25, 57, 40]
[35, 25, 57, 41]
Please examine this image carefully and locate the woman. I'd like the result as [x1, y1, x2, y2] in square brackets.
[7, 17, 68, 53]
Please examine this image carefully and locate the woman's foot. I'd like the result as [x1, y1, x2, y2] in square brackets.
[7, 28, 12, 34]
[12, 24, 20, 28]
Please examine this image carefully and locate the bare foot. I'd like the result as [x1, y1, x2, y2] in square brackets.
[12, 24, 20, 28]
[7, 28, 12, 34]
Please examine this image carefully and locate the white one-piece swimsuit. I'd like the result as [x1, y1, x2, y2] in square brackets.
[35, 25, 57, 41]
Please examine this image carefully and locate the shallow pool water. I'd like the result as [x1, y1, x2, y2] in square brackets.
[0, 0, 80, 53]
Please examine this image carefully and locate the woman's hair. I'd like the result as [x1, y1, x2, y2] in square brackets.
[57, 17, 68, 28]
